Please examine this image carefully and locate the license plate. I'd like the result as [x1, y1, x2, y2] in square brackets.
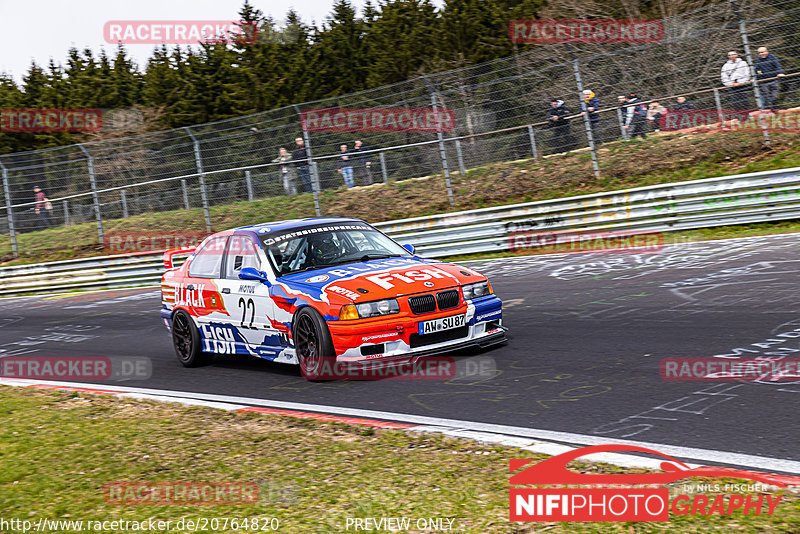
[419, 314, 466, 335]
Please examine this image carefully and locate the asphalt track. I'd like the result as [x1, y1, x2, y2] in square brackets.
[2, 233, 800, 468]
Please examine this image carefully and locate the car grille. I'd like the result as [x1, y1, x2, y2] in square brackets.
[408, 294, 436, 314]
[409, 326, 469, 348]
[436, 289, 460, 310]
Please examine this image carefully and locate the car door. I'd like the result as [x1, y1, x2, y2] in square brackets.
[217, 235, 281, 358]
[180, 235, 230, 335]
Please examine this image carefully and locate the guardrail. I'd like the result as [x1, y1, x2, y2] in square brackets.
[2, 165, 799, 297]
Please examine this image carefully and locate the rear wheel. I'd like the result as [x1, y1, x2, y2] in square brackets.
[293, 307, 335, 380]
[172, 310, 207, 367]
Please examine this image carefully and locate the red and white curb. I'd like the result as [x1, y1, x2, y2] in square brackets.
[3, 377, 800, 487]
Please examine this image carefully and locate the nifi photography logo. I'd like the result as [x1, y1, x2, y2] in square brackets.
[509, 444, 787, 522]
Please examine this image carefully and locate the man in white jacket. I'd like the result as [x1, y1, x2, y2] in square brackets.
[721, 51, 752, 110]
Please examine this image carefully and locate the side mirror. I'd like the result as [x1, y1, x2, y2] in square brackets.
[239, 267, 271, 285]
[402, 243, 416, 255]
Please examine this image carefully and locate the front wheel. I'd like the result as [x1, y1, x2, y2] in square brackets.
[172, 310, 208, 367]
[293, 307, 336, 380]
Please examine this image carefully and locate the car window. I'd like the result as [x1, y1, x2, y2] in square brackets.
[224, 236, 261, 279]
[187, 236, 227, 278]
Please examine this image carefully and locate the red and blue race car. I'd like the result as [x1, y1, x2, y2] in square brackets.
[160, 217, 505, 379]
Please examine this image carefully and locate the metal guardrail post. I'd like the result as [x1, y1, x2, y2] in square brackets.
[181, 179, 190, 210]
[121, 189, 129, 218]
[78, 144, 104, 245]
[245, 170, 254, 201]
[455, 139, 467, 176]
[379, 152, 389, 183]
[294, 104, 321, 217]
[616, 108, 628, 139]
[527, 126, 539, 161]
[0, 159, 18, 255]
[730, 0, 770, 146]
[63, 200, 70, 227]
[423, 76, 455, 207]
[566, 44, 600, 179]
[184, 127, 212, 233]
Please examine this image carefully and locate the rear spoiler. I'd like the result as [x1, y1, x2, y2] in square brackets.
[163, 246, 197, 270]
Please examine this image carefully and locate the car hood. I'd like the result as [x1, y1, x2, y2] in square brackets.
[278, 257, 485, 302]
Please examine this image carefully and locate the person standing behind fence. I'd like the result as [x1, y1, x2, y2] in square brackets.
[623, 93, 648, 140]
[338, 144, 355, 188]
[272, 147, 297, 196]
[579, 90, 602, 145]
[547, 98, 575, 154]
[647, 101, 667, 132]
[754, 46, 785, 112]
[292, 137, 312, 193]
[721, 51, 751, 110]
[352, 140, 373, 185]
[673, 96, 694, 110]
[33, 186, 52, 229]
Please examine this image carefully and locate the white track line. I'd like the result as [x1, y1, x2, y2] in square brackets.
[3, 377, 799, 475]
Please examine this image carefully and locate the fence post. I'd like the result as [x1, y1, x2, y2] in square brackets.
[379, 152, 389, 183]
[566, 44, 600, 179]
[78, 144, 104, 245]
[245, 170, 254, 201]
[184, 127, 212, 233]
[423, 76, 455, 207]
[293, 104, 321, 217]
[713, 88, 725, 125]
[616, 108, 628, 139]
[455, 139, 467, 176]
[0, 159, 18, 256]
[730, 0, 770, 146]
[63, 200, 70, 227]
[121, 189, 129, 218]
[527, 126, 539, 161]
[181, 179, 190, 210]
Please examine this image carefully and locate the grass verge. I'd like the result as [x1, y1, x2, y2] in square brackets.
[1, 386, 798, 533]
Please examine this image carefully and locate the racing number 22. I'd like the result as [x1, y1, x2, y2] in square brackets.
[239, 297, 255, 328]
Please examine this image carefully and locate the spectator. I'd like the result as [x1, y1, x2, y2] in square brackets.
[547, 98, 575, 154]
[338, 144, 354, 188]
[623, 93, 648, 140]
[754, 46, 785, 112]
[647, 101, 668, 132]
[721, 51, 751, 110]
[292, 137, 313, 193]
[33, 186, 52, 229]
[617, 95, 629, 138]
[673, 96, 694, 110]
[352, 140, 373, 185]
[579, 89, 602, 145]
[271, 147, 297, 196]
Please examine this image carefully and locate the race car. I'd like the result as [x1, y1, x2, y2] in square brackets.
[160, 217, 505, 379]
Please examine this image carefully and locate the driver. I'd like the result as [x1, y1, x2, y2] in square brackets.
[309, 233, 342, 265]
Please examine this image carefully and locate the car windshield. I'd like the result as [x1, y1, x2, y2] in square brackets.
[259, 225, 410, 276]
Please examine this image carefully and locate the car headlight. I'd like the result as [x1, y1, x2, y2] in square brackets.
[462, 281, 492, 300]
[339, 299, 400, 320]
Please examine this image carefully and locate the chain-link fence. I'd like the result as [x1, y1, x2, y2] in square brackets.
[1, 0, 799, 257]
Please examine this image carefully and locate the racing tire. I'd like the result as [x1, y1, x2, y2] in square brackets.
[172, 309, 208, 367]
[293, 307, 336, 381]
